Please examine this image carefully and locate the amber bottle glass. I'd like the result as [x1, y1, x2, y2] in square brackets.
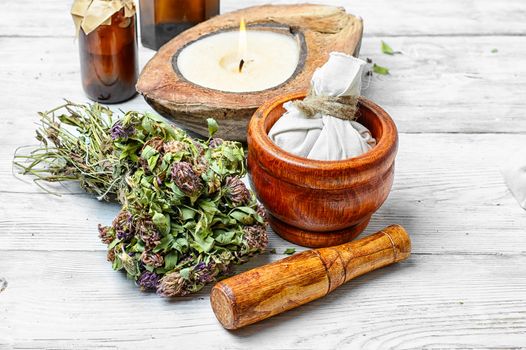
[78, 9, 138, 103]
[139, 0, 220, 50]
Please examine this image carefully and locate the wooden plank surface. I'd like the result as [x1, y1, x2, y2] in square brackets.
[1, 252, 525, 349]
[1, 0, 526, 349]
[1, 35, 525, 135]
[2, 0, 526, 37]
[2, 133, 526, 255]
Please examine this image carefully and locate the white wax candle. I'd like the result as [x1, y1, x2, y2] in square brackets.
[177, 30, 300, 93]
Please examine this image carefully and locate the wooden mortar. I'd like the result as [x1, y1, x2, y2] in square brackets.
[210, 225, 411, 330]
[137, 4, 363, 141]
[247, 93, 399, 248]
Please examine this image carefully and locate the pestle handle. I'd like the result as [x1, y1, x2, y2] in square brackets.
[210, 225, 411, 330]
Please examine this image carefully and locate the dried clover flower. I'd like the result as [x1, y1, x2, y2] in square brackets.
[98, 224, 114, 245]
[107, 249, 116, 262]
[15, 103, 269, 297]
[112, 211, 134, 241]
[244, 224, 269, 252]
[194, 262, 217, 284]
[137, 219, 161, 248]
[110, 120, 135, 140]
[225, 176, 251, 205]
[163, 140, 187, 154]
[206, 173, 222, 194]
[193, 156, 209, 177]
[138, 271, 160, 291]
[143, 137, 164, 152]
[157, 272, 188, 297]
[192, 140, 205, 155]
[209, 138, 224, 149]
[256, 204, 268, 221]
[141, 251, 164, 268]
[171, 161, 203, 197]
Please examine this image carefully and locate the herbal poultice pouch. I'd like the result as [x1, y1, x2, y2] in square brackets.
[268, 52, 376, 161]
[71, 0, 136, 35]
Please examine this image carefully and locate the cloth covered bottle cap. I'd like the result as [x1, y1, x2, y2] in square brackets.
[71, 0, 136, 35]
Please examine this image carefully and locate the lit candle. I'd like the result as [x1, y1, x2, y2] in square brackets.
[176, 21, 300, 92]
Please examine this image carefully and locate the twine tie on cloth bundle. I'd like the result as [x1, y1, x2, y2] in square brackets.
[293, 91, 359, 121]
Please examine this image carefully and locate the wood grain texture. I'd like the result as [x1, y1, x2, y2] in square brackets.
[211, 226, 411, 329]
[2, 0, 526, 37]
[1, 35, 525, 136]
[248, 94, 398, 247]
[137, 4, 363, 141]
[1, 252, 526, 349]
[2, 134, 526, 255]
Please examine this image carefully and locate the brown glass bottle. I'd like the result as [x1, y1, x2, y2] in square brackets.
[79, 9, 138, 103]
[139, 0, 220, 50]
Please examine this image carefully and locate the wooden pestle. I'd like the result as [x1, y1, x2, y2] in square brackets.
[210, 225, 411, 330]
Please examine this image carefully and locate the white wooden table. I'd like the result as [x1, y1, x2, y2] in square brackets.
[1, 1, 526, 348]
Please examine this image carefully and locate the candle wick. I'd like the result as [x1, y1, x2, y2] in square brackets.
[238, 59, 245, 73]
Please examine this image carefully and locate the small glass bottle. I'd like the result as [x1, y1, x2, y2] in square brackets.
[79, 9, 139, 103]
[139, 0, 220, 50]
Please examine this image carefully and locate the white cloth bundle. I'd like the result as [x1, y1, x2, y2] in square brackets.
[268, 52, 376, 161]
[501, 150, 526, 210]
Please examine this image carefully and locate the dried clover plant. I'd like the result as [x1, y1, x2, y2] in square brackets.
[15, 102, 268, 296]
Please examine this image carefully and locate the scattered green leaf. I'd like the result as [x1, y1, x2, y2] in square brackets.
[381, 41, 402, 55]
[373, 63, 390, 75]
[381, 41, 394, 55]
[284, 248, 296, 255]
[491, 48, 498, 53]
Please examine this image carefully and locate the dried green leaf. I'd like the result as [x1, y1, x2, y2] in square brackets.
[190, 234, 215, 253]
[214, 230, 236, 245]
[153, 235, 174, 253]
[141, 145, 158, 162]
[373, 63, 390, 75]
[164, 252, 179, 271]
[381, 41, 394, 55]
[199, 199, 218, 215]
[207, 118, 219, 137]
[108, 238, 120, 250]
[180, 207, 196, 221]
[381, 41, 401, 55]
[152, 212, 171, 235]
[284, 248, 296, 255]
[179, 267, 191, 279]
[15, 101, 269, 297]
[172, 238, 189, 253]
[112, 254, 123, 270]
[230, 210, 255, 225]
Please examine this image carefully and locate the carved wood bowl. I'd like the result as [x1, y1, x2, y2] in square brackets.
[136, 4, 363, 142]
[247, 92, 398, 248]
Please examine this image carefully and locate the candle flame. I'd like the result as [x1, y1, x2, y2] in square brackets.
[238, 18, 248, 73]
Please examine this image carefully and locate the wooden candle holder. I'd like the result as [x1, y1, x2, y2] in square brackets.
[137, 4, 363, 141]
[247, 93, 399, 248]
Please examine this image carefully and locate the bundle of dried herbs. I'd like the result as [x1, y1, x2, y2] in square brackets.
[15, 102, 268, 296]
